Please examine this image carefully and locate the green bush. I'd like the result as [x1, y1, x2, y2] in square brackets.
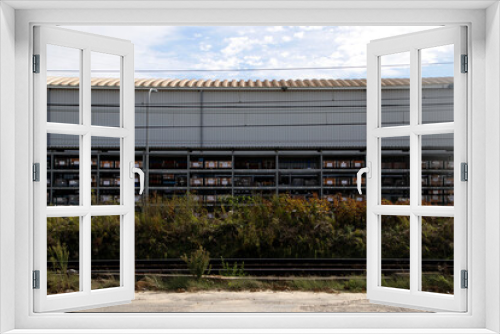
[47, 194, 453, 261]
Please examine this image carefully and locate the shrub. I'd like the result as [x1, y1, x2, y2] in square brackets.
[181, 246, 212, 280]
[47, 194, 454, 263]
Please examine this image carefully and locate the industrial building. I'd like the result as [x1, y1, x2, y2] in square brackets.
[46, 76, 454, 206]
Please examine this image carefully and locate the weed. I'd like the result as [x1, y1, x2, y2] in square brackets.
[219, 257, 246, 277]
[181, 246, 212, 280]
[47, 241, 76, 293]
[381, 275, 411, 290]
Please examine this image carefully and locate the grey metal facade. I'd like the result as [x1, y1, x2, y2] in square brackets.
[47, 83, 453, 150]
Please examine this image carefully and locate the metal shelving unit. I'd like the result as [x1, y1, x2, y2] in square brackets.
[47, 148, 454, 206]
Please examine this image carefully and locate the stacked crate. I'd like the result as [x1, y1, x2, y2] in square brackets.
[219, 161, 232, 169]
[162, 174, 176, 186]
[204, 160, 218, 169]
[54, 157, 69, 168]
[323, 177, 335, 186]
[100, 177, 115, 187]
[100, 160, 115, 169]
[336, 160, 351, 169]
[219, 177, 232, 186]
[190, 159, 204, 169]
[190, 177, 203, 187]
[323, 160, 335, 168]
[205, 195, 217, 203]
[204, 177, 218, 186]
[68, 177, 79, 187]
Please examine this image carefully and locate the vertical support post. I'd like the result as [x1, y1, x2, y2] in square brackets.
[200, 90, 204, 148]
[275, 151, 279, 195]
[187, 153, 191, 194]
[49, 152, 54, 204]
[96, 153, 100, 204]
[320, 151, 324, 199]
[231, 152, 235, 197]
[145, 88, 157, 197]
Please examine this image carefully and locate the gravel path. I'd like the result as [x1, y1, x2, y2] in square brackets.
[78, 291, 426, 313]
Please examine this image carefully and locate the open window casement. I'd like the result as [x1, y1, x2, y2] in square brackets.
[33, 26, 139, 312]
[364, 26, 467, 312]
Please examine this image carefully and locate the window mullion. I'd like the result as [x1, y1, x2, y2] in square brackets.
[81, 214, 91, 293]
[409, 47, 420, 294]
[82, 48, 92, 294]
[82, 48, 91, 208]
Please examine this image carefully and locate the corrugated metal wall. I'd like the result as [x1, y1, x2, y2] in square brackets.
[46, 84, 453, 150]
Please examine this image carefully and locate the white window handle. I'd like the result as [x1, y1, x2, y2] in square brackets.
[130, 162, 145, 195]
[356, 162, 371, 195]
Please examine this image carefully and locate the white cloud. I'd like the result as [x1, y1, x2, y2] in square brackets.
[221, 37, 256, 56]
[299, 26, 323, 31]
[200, 43, 212, 51]
[293, 31, 305, 39]
[243, 55, 263, 66]
[267, 26, 285, 32]
[282, 36, 292, 42]
[268, 58, 279, 67]
[263, 36, 274, 43]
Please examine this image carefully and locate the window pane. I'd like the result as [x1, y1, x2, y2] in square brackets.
[381, 137, 410, 205]
[91, 52, 121, 127]
[421, 216, 454, 294]
[47, 217, 80, 295]
[47, 133, 80, 206]
[47, 44, 80, 125]
[380, 52, 410, 127]
[421, 45, 454, 124]
[422, 133, 454, 206]
[381, 215, 410, 290]
[91, 137, 121, 205]
[91, 215, 121, 290]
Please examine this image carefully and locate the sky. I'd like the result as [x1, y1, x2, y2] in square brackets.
[48, 26, 454, 81]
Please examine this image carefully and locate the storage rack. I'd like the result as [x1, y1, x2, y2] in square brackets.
[47, 148, 454, 206]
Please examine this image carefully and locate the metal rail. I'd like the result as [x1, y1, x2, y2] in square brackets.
[54, 258, 453, 276]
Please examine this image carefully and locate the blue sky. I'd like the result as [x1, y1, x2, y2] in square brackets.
[51, 26, 453, 80]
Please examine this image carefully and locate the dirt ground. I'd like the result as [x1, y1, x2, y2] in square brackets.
[78, 291, 426, 313]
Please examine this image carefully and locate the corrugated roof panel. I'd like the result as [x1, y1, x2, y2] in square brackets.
[46, 76, 454, 88]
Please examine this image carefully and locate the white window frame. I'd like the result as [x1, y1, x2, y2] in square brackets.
[1, 2, 498, 333]
[33, 26, 136, 313]
[366, 26, 467, 312]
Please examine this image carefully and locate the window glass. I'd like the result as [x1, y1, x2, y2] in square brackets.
[47, 44, 80, 124]
[422, 134, 454, 206]
[421, 45, 454, 124]
[91, 215, 121, 290]
[47, 133, 80, 206]
[421, 216, 454, 294]
[381, 215, 410, 290]
[47, 217, 80, 295]
[91, 52, 121, 127]
[381, 137, 410, 205]
[381, 52, 410, 127]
